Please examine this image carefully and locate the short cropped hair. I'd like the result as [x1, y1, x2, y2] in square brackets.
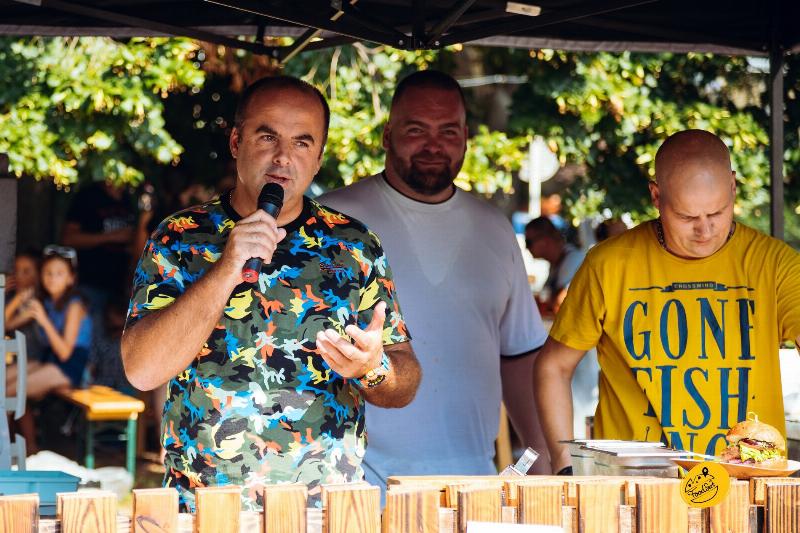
[525, 216, 562, 240]
[234, 75, 331, 145]
[391, 70, 467, 112]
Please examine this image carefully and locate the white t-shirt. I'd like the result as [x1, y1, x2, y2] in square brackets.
[319, 174, 547, 490]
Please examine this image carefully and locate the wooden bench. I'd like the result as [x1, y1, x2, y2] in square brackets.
[55, 385, 145, 476]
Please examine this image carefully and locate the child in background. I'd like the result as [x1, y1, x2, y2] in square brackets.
[4, 250, 39, 297]
[4, 250, 46, 362]
[5, 246, 93, 452]
[5, 251, 40, 329]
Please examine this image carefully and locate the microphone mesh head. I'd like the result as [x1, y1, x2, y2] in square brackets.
[259, 182, 284, 207]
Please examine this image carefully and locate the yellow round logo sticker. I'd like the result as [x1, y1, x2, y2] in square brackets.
[680, 461, 730, 508]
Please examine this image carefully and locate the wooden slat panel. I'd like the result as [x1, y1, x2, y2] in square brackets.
[0, 493, 39, 533]
[618, 504, 635, 533]
[709, 480, 748, 533]
[57, 491, 116, 533]
[504, 477, 565, 508]
[324, 484, 380, 533]
[456, 487, 501, 533]
[388, 483, 448, 508]
[749, 505, 759, 533]
[749, 477, 798, 506]
[564, 480, 578, 508]
[195, 486, 241, 533]
[132, 487, 178, 533]
[577, 480, 623, 533]
[307, 508, 323, 533]
[516, 482, 562, 526]
[388, 475, 552, 489]
[438, 508, 456, 533]
[635, 480, 688, 533]
[444, 484, 466, 510]
[624, 480, 638, 507]
[766, 483, 800, 533]
[445, 482, 502, 509]
[262, 484, 307, 533]
[687, 508, 706, 533]
[383, 488, 439, 533]
[321, 482, 371, 507]
[561, 505, 577, 533]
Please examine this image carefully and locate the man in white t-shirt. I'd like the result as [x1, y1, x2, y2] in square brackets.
[320, 70, 550, 490]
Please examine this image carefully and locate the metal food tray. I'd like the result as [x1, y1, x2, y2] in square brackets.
[559, 439, 666, 447]
[587, 447, 687, 477]
[587, 448, 687, 461]
[560, 440, 667, 475]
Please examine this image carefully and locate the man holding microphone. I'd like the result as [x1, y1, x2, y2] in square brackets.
[122, 76, 421, 510]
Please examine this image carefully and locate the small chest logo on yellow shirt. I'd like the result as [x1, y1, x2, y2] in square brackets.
[680, 462, 730, 507]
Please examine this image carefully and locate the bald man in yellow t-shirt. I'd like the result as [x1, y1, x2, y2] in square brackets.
[534, 129, 800, 473]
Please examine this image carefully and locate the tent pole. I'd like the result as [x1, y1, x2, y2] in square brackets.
[768, 3, 784, 240]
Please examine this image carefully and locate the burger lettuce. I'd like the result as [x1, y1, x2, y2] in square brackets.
[739, 443, 782, 463]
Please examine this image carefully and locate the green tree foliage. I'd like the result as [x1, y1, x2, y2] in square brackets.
[501, 50, 780, 224]
[0, 37, 204, 187]
[5, 36, 796, 246]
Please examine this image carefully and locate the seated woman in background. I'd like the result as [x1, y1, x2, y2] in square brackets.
[5, 246, 93, 452]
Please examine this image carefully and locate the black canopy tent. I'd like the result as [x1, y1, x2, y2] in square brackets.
[1, 0, 797, 238]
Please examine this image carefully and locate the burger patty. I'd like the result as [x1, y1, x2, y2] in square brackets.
[739, 438, 776, 450]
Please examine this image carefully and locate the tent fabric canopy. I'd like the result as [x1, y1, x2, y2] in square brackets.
[1, 0, 798, 58]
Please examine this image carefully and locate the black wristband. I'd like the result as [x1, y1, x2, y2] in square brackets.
[556, 466, 573, 476]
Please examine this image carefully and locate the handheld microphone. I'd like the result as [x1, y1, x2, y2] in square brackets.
[241, 182, 284, 283]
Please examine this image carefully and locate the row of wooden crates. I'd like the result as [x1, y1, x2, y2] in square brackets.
[0, 474, 798, 532]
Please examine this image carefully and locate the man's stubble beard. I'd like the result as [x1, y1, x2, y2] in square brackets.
[387, 139, 463, 197]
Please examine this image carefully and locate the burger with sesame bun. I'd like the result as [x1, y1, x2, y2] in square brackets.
[719, 416, 787, 468]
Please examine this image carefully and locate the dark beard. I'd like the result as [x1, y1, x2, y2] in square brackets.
[387, 148, 458, 196]
[404, 162, 454, 196]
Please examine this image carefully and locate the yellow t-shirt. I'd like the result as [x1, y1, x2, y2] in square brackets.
[550, 221, 800, 455]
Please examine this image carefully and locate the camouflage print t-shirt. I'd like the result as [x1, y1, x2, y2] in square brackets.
[126, 193, 410, 510]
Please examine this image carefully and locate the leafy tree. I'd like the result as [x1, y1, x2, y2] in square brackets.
[7, 36, 796, 247]
[501, 51, 776, 222]
[0, 37, 204, 188]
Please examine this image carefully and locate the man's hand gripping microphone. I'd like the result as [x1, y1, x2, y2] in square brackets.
[241, 183, 284, 283]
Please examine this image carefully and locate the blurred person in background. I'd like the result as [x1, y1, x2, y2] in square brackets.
[5, 246, 93, 452]
[62, 180, 136, 314]
[525, 216, 585, 316]
[525, 216, 598, 439]
[4, 250, 39, 297]
[4, 250, 46, 362]
[594, 218, 628, 242]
